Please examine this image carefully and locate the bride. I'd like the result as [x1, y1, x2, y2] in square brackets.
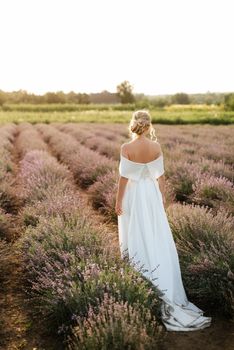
[115, 110, 212, 331]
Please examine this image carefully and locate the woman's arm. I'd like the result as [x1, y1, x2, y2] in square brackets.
[115, 176, 128, 215]
[115, 144, 129, 216]
[158, 174, 166, 206]
[155, 142, 166, 206]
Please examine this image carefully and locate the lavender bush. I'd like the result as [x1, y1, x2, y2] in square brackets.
[0, 208, 15, 241]
[198, 157, 233, 183]
[85, 135, 121, 160]
[0, 178, 22, 214]
[0, 124, 18, 212]
[88, 170, 118, 222]
[0, 238, 11, 285]
[19, 150, 73, 203]
[56, 123, 91, 145]
[15, 124, 48, 157]
[67, 293, 162, 350]
[167, 203, 234, 315]
[68, 146, 116, 188]
[19, 215, 162, 341]
[19, 215, 103, 324]
[165, 159, 201, 202]
[20, 190, 83, 227]
[0, 123, 16, 180]
[191, 174, 234, 214]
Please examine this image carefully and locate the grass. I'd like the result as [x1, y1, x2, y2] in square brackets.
[0, 104, 234, 124]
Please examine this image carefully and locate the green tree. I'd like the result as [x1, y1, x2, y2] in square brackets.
[150, 97, 170, 108]
[224, 93, 234, 111]
[0, 90, 7, 106]
[77, 93, 90, 104]
[116, 80, 135, 104]
[44, 91, 66, 103]
[171, 92, 190, 104]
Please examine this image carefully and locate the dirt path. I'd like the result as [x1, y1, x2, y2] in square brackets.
[0, 127, 64, 350]
[0, 243, 64, 350]
[159, 316, 234, 350]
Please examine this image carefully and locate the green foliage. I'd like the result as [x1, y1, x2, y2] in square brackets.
[150, 97, 169, 108]
[0, 89, 228, 107]
[116, 81, 135, 104]
[224, 93, 234, 111]
[171, 92, 191, 104]
[167, 203, 234, 316]
[1, 105, 234, 124]
[0, 89, 91, 105]
[0, 91, 7, 106]
[68, 294, 161, 350]
[134, 99, 151, 109]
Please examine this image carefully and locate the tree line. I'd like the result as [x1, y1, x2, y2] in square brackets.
[0, 81, 233, 109]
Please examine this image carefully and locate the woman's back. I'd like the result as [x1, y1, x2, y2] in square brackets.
[122, 138, 162, 163]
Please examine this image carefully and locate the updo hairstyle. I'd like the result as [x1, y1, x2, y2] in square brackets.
[128, 109, 157, 141]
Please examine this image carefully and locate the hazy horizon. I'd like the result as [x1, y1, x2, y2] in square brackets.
[1, 88, 233, 97]
[1, 0, 234, 95]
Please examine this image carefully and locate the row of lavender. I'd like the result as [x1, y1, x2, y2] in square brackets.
[37, 122, 234, 316]
[14, 123, 163, 349]
[0, 124, 18, 283]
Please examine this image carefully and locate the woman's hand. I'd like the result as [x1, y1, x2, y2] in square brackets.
[115, 200, 123, 216]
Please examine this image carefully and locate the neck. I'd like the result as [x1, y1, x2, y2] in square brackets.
[136, 133, 147, 139]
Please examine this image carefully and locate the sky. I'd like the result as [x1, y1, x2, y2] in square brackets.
[0, 0, 234, 95]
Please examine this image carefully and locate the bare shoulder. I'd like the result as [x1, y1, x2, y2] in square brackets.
[152, 140, 163, 155]
[120, 142, 130, 157]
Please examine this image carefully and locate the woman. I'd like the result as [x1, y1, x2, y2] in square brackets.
[115, 110, 212, 331]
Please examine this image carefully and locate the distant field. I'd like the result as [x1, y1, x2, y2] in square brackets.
[0, 103, 234, 124]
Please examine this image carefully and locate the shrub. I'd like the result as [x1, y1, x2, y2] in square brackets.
[198, 158, 233, 183]
[0, 208, 15, 241]
[191, 174, 234, 213]
[20, 191, 83, 227]
[0, 123, 16, 181]
[56, 124, 93, 145]
[68, 147, 116, 188]
[19, 150, 73, 203]
[15, 124, 48, 157]
[0, 181, 22, 214]
[19, 215, 162, 338]
[85, 136, 120, 160]
[167, 203, 234, 316]
[166, 160, 201, 202]
[0, 239, 11, 284]
[224, 93, 234, 111]
[19, 215, 104, 327]
[67, 293, 162, 350]
[199, 143, 234, 165]
[88, 170, 118, 222]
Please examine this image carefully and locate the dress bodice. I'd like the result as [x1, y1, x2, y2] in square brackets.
[119, 154, 165, 182]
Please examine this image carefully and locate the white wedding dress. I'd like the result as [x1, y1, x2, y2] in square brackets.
[117, 154, 212, 331]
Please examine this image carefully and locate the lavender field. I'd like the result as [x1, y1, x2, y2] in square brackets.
[0, 122, 233, 349]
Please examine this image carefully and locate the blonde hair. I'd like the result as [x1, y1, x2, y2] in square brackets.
[128, 109, 157, 141]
